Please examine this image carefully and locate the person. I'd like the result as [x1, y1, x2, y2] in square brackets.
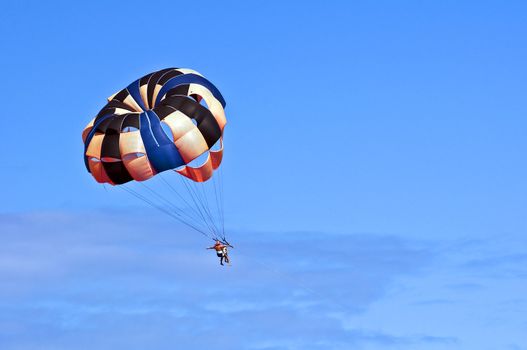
[207, 240, 231, 266]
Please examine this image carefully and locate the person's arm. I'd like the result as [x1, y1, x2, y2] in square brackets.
[206, 246, 215, 249]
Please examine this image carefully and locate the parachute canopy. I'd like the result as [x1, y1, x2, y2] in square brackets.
[82, 68, 227, 185]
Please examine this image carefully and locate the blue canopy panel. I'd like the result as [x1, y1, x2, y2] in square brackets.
[155, 74, 226, 108]
[126, 78, 147, 111]
[140, 110, 185, 173]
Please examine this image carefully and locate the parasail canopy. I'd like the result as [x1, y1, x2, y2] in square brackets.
[82, 68, 229, 243]
[82, 68, 227, 185]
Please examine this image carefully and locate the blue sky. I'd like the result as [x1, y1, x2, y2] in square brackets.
[1, 1, 526, 349]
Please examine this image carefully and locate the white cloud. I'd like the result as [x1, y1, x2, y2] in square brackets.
[3, 210, 512, 349]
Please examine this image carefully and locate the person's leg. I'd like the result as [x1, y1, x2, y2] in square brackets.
[220, 255, 224, 265]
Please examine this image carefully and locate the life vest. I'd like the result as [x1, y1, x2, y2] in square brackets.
[213, 243, 227, 253]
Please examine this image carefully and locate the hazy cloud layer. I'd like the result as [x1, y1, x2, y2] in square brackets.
[0, 211, 525, 349]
